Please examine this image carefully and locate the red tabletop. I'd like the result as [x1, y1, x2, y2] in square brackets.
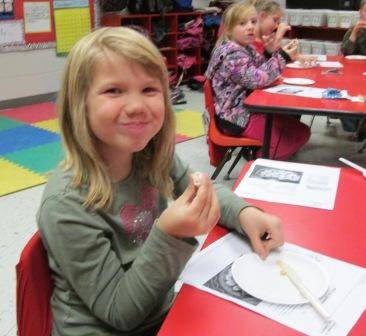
[243, 56, 366, 157]
[244, 56, 366, 117]
[158, 164, 366, 336]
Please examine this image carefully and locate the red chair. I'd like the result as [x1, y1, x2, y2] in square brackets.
[203, 80, 262, 180]
[16, 231, 53, 336]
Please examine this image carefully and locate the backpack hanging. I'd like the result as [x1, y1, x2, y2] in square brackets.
[173, 0, 193, 12]
[156, 0, 174, 13]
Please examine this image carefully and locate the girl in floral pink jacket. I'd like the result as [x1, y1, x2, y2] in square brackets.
[205, 2, 310, 160]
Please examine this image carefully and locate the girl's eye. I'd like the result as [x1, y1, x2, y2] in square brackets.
[105, 88, 121, 95]
[143, 86, 159, 94]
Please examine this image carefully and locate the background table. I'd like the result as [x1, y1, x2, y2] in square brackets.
[243, 56, 366, 158]
[158, 164, 366, 336]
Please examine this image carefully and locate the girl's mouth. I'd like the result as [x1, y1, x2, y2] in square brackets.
[118, 122, 149, 134]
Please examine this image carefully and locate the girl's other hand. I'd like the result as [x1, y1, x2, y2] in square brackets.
[157, 173, 220, 238]
[238, 207, 284, 260]
[282, 39, 299, 61]
[275, 23, 291, 41]
[262, 32, 277, 53]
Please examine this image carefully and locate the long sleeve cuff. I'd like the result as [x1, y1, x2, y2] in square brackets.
[279, 48, 292, 63]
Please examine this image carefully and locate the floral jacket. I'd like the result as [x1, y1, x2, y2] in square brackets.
[205, 39, 289, 131]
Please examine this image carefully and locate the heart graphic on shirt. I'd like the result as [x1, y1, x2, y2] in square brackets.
[120, 185, 158, 244]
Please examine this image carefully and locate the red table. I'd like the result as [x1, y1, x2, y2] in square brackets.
[243, 56, 366, 158]
[158, 164, 366, 336]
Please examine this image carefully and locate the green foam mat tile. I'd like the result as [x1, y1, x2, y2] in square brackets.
[4, 141, 63, 174]
[0, 116, 25, 131]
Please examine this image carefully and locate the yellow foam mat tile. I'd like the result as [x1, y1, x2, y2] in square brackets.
[175, 110, 204, 138]
[0, 158, 47, 196]
[33, 119, 60, 133]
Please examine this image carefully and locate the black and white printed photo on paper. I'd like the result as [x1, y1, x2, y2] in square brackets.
[250, 165, 303, 184]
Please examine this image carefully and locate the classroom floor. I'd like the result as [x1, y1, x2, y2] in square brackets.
[1, 86, 366, 336]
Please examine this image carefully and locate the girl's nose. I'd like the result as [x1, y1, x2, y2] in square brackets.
[123, 93, 145, 115]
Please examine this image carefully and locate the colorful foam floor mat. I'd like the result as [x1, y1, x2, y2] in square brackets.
[0, 102, 204, 197]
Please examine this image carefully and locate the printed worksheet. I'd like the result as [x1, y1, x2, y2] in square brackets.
[264, 84, 326, 98]
[234, 159, 340, 210]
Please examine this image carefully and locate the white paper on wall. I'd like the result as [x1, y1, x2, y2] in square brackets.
[0, 20, 24, 46]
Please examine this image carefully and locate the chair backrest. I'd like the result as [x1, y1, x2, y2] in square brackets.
[203, 79, 215, 121]
[203, 79, 229, 167]
[203, 79, 228, 138]
[16, 231, 53, 336]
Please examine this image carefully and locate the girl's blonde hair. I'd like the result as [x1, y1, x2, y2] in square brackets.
[216, 2, 256, 45]
[58, 27, 175, 210]
[360, 0, 366, 10]
[250, 0, 282, 15]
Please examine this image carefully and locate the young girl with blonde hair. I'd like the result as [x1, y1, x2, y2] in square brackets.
[37, 27, 284, 335]
[251, 0, 316, 65]
[206, 2, 310, 159]
[251, 0, 290, 53]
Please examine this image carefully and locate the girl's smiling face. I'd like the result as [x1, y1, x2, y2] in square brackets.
[86, 51, 165, 163]
[230, 9, 258, 47]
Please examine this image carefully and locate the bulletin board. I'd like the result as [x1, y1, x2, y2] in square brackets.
[0, 0, 98, 52]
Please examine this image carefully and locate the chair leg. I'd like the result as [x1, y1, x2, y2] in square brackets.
[211, 147, 235, 180]
[354, 117, 366, 142]
[358, 140, 366, 154]
[224, 147, 246, 180]
[309, 115, 316, 128]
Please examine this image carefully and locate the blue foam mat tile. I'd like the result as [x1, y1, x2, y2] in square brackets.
[0, 125, 60, 155]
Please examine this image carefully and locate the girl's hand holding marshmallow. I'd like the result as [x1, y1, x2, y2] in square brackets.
[157, 173, 220, 238]
[282, 39, 299, 61]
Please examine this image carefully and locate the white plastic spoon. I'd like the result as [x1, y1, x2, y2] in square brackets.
[339, 157, 366, 178]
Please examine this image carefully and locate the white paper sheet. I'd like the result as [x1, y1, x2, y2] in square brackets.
[181, 233, 366, 336]
[0, 20, 24, 46]
[319, 61, 343, 68]
[234, 159, 340, 210]
[286, 60, 342, 69]
[264, 84, 325, 98]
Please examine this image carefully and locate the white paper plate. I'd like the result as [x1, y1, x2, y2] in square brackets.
[345, 55, 366, 60]
[283, 78, 315, 85]
[286, 62, 317, 69]
[231, 251, 329, 305]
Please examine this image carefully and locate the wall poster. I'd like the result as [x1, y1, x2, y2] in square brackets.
[23, 1, 51, 33]
[0, 0, 14, 19]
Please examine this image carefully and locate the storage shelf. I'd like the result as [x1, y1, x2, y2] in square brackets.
[101, 12, 210, 82]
